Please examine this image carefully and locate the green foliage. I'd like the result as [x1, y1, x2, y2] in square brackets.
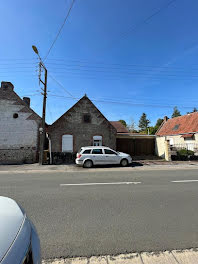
[177, 149, 194, 156]
[187, 107, 198, 114]
[149, 118, 164, 135]
[172, 106, 181, 118]
[138, 113, 150, 131]
[119, 119, 127, 127]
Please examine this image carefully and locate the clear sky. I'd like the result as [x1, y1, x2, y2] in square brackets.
[1, 0, 198, 128]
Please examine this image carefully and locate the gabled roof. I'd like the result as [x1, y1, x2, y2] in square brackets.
[0, 85, 41, 122]
[110, 121, 129, 133]
[51, 95, 117, 132]
[156, 112, 198, 136]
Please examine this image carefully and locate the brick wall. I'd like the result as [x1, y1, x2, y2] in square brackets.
[49, 96, 116, 153]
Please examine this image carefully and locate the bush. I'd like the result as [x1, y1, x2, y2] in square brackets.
[177, 149, 194, 156]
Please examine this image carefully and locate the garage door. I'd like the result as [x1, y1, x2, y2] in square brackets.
[62, 135, 73, 152]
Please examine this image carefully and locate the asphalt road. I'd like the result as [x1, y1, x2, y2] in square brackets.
[1, 168, 198, 259]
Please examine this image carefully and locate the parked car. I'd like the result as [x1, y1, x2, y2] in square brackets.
[76, 146, 132, 168]
[0, 196, 41, 264]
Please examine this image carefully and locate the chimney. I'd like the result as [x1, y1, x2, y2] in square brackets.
[23, 97, 30, 107]
[1, 81, 14, 91]
[164, 116, 168, 122]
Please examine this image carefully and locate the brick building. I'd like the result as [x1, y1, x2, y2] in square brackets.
[0, 81, 41, 164]
[48, 95, 117, 153]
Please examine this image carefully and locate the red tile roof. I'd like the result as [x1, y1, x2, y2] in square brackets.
[110, 121, 129, 133]
[156, 112, 198, 136]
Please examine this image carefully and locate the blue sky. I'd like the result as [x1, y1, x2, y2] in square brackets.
[1, 0, 198, 128]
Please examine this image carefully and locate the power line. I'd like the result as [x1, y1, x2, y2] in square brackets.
[49, 73, 75, 99]
[118, 0, 177, 41]
[47, 93, 198, 110]
[44, 0, 76, 61]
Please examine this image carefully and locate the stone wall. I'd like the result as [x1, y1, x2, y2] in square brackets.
[49, 96, 117, 153]
[0, 148, 37, 164]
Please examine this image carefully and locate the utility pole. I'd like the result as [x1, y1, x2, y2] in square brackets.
[32, 45, 48, 165]
[38, 61, 47, 165]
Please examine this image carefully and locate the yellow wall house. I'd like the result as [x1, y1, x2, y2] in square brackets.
[155, 113, 198, 160]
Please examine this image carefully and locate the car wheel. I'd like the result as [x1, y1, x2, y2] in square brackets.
[120, 159, 128, 167]
[83, 160, 93, 168]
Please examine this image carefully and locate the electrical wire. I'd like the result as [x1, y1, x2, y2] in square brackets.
[118, 0, 177, 41]
[49, 73, 75, 99]
[47, 93, 197, 110]
[44, 0, 76, 61]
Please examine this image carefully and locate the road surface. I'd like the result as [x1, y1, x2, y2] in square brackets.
[0, 168, 198, 259]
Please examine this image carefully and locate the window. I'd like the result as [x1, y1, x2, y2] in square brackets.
[62, 135, 73, 152]
[13, 113, 18, 119]
[104, 149, 117, 155]
[83, 114, 91, 123]
[83, 149, 91, 154]
[169, 138, 174, 146]
[173, 124, 180, 131]
[93, 135, 102, 146]
[92, 149, 103, 154]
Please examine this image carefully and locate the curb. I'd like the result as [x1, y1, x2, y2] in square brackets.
[42, 248, 198, 263]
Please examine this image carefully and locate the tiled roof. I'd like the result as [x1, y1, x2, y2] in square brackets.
[156, 112, 198, 136]
[110, 121, 129, 133]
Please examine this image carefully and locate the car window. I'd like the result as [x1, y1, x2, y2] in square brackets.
[92, 149, 103, 154]
[104, 149, 117, 155]
[82, 149, 91, 154]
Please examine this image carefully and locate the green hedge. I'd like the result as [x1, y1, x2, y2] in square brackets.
[177, 149, 194, 156]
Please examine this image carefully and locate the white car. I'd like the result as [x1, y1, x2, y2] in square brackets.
[0, 196, 41, 264]
[76, 146, 132, 168]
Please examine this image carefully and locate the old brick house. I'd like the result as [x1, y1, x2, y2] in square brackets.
[0, 81, 41, 164]
[48, 95, 117, 153]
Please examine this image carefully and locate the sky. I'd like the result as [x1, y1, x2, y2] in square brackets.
[1, 0, 198, 128]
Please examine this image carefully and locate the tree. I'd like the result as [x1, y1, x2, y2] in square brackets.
[138, 113, 150, 132]
[127, 118, 136, 132]
[187, 107, 198, 114]
[119, 119, 127, 127]
[149, 118, 164, 135]
[172, 106, 181, 118]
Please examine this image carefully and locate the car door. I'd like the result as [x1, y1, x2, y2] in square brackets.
[91, 148, 104, 164]
[104, 149, 119, 164]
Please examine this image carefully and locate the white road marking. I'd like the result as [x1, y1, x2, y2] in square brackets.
[172, 180, 198, 183]
[60, 181, 141, 187]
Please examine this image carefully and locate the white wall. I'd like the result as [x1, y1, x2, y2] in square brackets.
[0, 99, 38, 149]
[155, 136, 166, 158]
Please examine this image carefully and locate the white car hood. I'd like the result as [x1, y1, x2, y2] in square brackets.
[118, 152, 129, 157]
[0, 197, 25, 262]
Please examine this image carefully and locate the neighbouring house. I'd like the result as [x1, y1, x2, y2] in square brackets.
[0, 81, 41, 164]
[110, 121, 156, 157]
[48, 95, 117, 156]
[156, 113, 198, 159]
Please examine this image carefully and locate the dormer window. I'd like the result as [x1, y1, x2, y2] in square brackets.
[173, 124, 180, 131]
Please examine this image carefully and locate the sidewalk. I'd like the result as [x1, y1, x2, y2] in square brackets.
[0, 161, 198, 173]
[42, 249, 198, 263]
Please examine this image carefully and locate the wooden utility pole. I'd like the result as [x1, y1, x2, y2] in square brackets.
[39, 62, 47, 165]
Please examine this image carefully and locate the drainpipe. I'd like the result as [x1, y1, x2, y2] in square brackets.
[46, 133, 52, 165]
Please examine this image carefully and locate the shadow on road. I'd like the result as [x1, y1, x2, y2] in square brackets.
[85, 161, 143, 169]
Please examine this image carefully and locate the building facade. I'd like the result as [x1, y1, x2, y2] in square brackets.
[48, 95, 117, 153]
[156, 114, 198, 159]
[0, 81, 41, 164]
